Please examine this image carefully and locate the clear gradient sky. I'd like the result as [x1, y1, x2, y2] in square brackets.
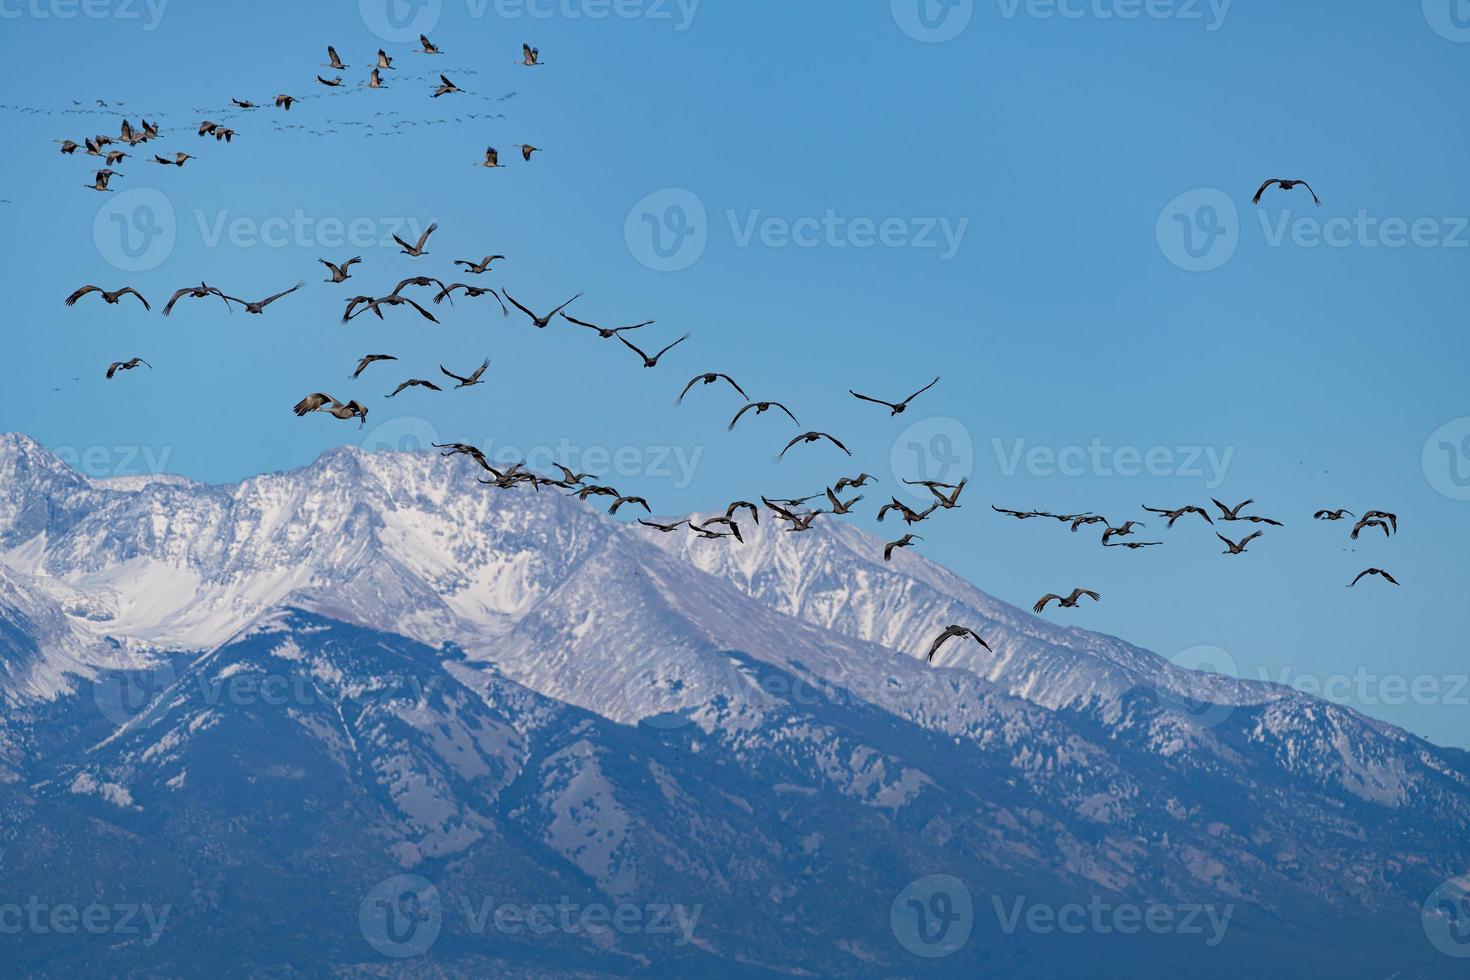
[3, 0, 1469, 746]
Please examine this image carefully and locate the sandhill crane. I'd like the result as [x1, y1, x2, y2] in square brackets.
[729, 401, 799, 430]
[85, 169, 118, 192]
[1144, 504, 1214, 528]
[455, 255, 505, 274]
[562, 313, 653, 339]
[1362, 510, 1398, 534]
[926, 625, 991, 662]
[388, 379, 443, 398]
[162, 282, 232, 315]
[393, 222, 438, 257]
[1101, 521, 1146, 545]
[65, 285, 150, 310]
[324, 46, 347, 69]
[639, 519, 689, 533]
[849, 376, 940, 416]
[678, 373, 747, 404]
[478, 146, 505, 168]
[417, 33, 442, 54]
[824, 488, 863, 515]
[352, 354, 396, 379]
[231, 98, 257, 108]
[316, 75, 344, 88]
[275, 94, 296, 110]
[224, 281, 303, 314]
[319, 256, 361, 283]
[431, 74, 461, 98]
[440, 358, 489, 389]
[1253, 178, 1320, 206]
[519, 144, 540, 161]
[105, 357, 150, 379]
[520, 43, 544, 66]
[1349, 568, 1399, 587]
[1351, 517, 1391, 540]
[376, 50, 394, 70]
[367, 68, 385, 89]
[833, 473, 876, 493]
[151, 152, 193, 166]
[618, 332, 691, 367]
[506, 291, 581, 328]
[1217, 531, 1263, 555]
[1314, 508, 1354, 521]
[884, 534, 922, 561]
[1033, 588, 1101, 613]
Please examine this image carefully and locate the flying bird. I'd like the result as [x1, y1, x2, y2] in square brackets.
[1252, 178, 1320, 206]
[562, 313, 653, 339]
[520, 43, 543, 66]
[275, 94, 296, 110]
[151, 152, 193, 166]
[324, 46, 347, 69]
[925, 625, 991, 662]
[1070, 514, 1108, 532]
[1350, 517, 1392, 540]
[609, 495, 651, 515]
[105, 357, 150, 379]
[376, 50, 394, 70]
[316, 75, 344, 88]
[728, 401, 799, 431]
[1362, 510, 1398, 534]
[678, 373, 747, 404]
[455, 255, 504, 274]
[440, 358, 490, 389]
[848, 376, 940, 416]
[434, 284, 506, 315]
[162, 282, 232, 315]
[877, 499, 937, 525]
[431, 75, 461, 98]
[506, 291, 581, 328]
[778, 431, 851, 459]
[478, 146, 505, 169]
[1216, 531, 1264, 555]
[85, 168, 118, 192]
[1313, 509, 1354, 521]
[1348, 568, 1399, 588]
[883, 534, 922, 562]
[319, 256, 361, 283]
[65, 285, 150, 310]
[417, 33, 442, 54]
[393, 222, 438, 257]
[639, 519, 689, 533]
[617, 332, 690, 368]
[352, 354, 397, 379]
[293, 392, 338, 416]
[387, 379, 443, 398]
[519, 144, 540, 161]
[1101, 521, 1146, 545]
[224, 280, 304, 314]
[1143, 505, 1214, 528]
[1103, 540, 1163, 550]
[1033, 589, 1101, 614]
[824, 488, 864, 515]
[992, 506, 1044, 520]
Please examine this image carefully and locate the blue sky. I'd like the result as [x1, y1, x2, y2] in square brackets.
[3, 0, 1469, 746]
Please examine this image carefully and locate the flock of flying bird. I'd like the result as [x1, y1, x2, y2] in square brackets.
[48, 35, 1394, 667]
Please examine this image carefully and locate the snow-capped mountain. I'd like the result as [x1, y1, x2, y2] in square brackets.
[1, 432, 1467, 977]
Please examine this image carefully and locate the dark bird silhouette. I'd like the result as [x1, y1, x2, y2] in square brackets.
[518, 144, 540, 161]
[1362, 510, 1398, 534]
[352, 354, 397, 379]
[729, 401, 799, 431]
[455, 255, 504, 274]
[849, 376, 940, 416]
[833, 473, 876, 493]
[1143, 504, 1214, 528]
[293, 392, 338, 416]
[923, 479, 967, 510]
[275, 94, 296, 110]
[431, 74, 461, 98]
[85, 168, 119, 192]
[1350, 517, 1392, 540]
[609, 495, 651, 515]
[1070, 514, 1107, 532]
[417, 33, 442, 54]
[393, 222, 438, 257]
[1101, 521, 1146, 545]
[231, 98, 257, 109]
[992, 505, 1044, 520]
[727, 501, 759, 525]
[388, 379, 443, 398]
[1252, 178, 1320, 206]
[520, 43, 544, 66]
[1033, 589, 1100, 614]
[877, 498, 938, 525]
[678, 373, 747, 404]
[926, 625, 991, 662]
[317, 75, 344, 88]
[478, 146, 505, 169]
[1349, 568, 1399, 588]
[778, 431, 851, 459]
[324, 46, 348, 69]
[884, 534, 922, 562]
[224, 280, 304, 314]
[1104, 540, 1163, 550]
[618, 332, 690, 368]
[562, 313, 653, 339]
[440, 357, 489, 389]
[1216, 531, 1263, 555]
[65, 285, 149, 310]
[151, 151, 192, 166]
[392, 275, 451, 299]
[506, 291, 581, 328]
[376, 50, 395, 70]
[319, 256, 361, 283]
[1313, 508, 1354, 521]
[1211, 498, 1279, 524]
[639, 519, 688, 533]
[824, 488, 863, 515]
[105, 357, 150, 379]
[162, 282, 232, 316]
[432, 283, 505, 313]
